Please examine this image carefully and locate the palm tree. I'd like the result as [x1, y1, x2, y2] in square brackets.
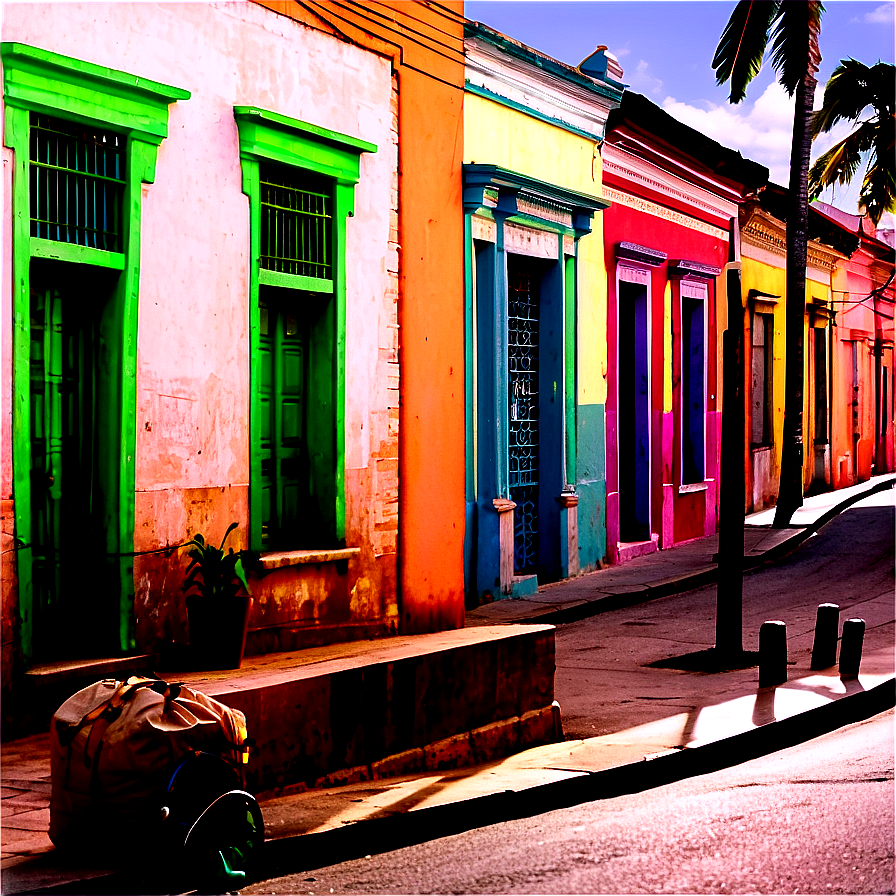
[809, 59, 895, 227]
[713, 1, 824, 532]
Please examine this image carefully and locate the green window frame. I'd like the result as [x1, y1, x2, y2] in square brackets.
[234, 106, 375, 553]
[2, 42, 189, 659]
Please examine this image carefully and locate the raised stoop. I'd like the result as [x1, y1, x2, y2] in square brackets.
[167, 623, 559, 795]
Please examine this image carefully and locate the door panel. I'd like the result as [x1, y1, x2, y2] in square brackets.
[29, 263, 111, 660]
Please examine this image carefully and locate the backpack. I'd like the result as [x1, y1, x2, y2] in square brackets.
[49, 676, 250, 849]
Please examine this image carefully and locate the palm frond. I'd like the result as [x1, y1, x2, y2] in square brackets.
[808, 124, 875, 198]
[770, 1, 823, 95]
[859, 140, 896, 226]
[713, 0, 779, 103]
[812, 58, 878, 136]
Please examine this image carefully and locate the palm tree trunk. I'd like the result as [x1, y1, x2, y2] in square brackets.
[773, 22, 820, 528]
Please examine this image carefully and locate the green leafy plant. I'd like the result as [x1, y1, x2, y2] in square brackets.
[183, 522, 250, 601]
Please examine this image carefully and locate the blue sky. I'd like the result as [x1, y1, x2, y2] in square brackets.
[465, 1, 895, 218]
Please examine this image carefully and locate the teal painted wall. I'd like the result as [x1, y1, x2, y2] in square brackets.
[577, 402, 606, 571]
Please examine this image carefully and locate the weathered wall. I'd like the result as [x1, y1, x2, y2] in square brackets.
[1, 1, 399, 656]
[1, 142, 16, 701]
[254, 0, 468, 636]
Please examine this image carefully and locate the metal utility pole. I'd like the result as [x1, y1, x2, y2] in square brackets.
[716, 217, 744, 657]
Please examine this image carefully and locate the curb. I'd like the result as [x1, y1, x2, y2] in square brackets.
[257, 676, 895, 882]
[11, 678, 894, 895]
[498, 477, 896, 627]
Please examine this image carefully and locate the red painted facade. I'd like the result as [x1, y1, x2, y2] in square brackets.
[602, 92, 767, 565]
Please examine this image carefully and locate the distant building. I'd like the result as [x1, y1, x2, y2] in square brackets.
[812, 202, 895, 484]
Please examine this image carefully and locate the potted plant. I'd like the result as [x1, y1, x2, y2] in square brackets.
[183, 522, 252, 670]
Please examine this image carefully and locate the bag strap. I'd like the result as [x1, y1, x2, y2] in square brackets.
[80, 677, 177, 771]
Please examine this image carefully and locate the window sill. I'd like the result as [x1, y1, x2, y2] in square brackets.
[258, 547, 360, 571]
[679, 482, 709, 494]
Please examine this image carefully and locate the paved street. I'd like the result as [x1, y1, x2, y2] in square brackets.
[242, 709, 895, 895]
[556, 490, 895, 739]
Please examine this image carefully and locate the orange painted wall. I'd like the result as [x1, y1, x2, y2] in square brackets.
[253, 1, 467, 633]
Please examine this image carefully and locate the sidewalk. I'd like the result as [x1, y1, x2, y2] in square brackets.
[2, 475, 893, 894]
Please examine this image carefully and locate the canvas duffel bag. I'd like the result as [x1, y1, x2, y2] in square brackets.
[49, 676, 249, 848]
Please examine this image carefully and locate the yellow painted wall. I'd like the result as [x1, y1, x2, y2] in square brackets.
[464, 93, 608, 406]
[741, 256, 787, 505]
[741, 254, 837, 507]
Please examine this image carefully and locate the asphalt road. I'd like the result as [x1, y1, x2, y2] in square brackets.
[556, 493, 895, 739]
[241, 709, 895, 895]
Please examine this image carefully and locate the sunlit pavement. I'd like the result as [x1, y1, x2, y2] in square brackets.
[1, 475, 892, 894]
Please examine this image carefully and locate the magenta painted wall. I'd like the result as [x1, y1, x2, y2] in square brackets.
[603, 201, 727, 559]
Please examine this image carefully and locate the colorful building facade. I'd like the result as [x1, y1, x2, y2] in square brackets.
[813, 203, 896, 486]
[739, 188, 859, 511]
[1, 1, 418, 703]
[254, 0, 468, 634]
[462, 29, 622, 601]
[601, 92, 766, 560]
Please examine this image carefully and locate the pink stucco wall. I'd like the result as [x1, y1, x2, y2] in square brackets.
[1, 2, 399, 656]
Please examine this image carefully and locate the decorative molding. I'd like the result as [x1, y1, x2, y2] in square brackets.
[471, 214, 497, 243]
[505, 222, 558, 259]
[617, 264, 650, 285]
[742, 206, 846, 273]
[465, 38, 619, 142]
[603, 144, 739, 224]
[464, 163, 608, 237]
[601, 185, 728, 240]
[681, 279, 708, 300]
[616, 241, 667, 266]
[516, 192, 573, 229]
[669, 259, 721, 279]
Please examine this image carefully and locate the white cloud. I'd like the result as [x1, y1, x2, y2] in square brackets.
[662, 82, 795, 184]
[851, 2, 894, 24]
[660, 80, 871, 213]
[629, 59, 663, 97]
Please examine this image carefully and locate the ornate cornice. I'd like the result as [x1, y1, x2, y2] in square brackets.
[465, 38, 617, 141]
[602, 185, 728, 240]
[602, 143, 739, 225]
[742, 206, 846, 274]
[742, 208, 787, 258]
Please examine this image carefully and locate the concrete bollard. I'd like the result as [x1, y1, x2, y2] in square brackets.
[839, 618, 866, 679]
[810, 603, 840, 669]
[759, 620, 788, 687]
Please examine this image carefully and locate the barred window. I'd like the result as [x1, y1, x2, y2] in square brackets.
[259, 164, 332, 279]
[29, 113, 125, 251]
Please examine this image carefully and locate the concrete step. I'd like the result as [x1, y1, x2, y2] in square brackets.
[2, 654, 158, 740]
[157, 623, 559, 795]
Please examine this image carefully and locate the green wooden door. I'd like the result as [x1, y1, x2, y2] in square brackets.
[28, 265, 112, 660]
[259, 294, 307, 549]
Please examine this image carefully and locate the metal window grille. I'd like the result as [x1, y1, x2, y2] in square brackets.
[29, 113, 125, 251]
[260, 164, 332, 279]
[508, 263, 539, 575]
